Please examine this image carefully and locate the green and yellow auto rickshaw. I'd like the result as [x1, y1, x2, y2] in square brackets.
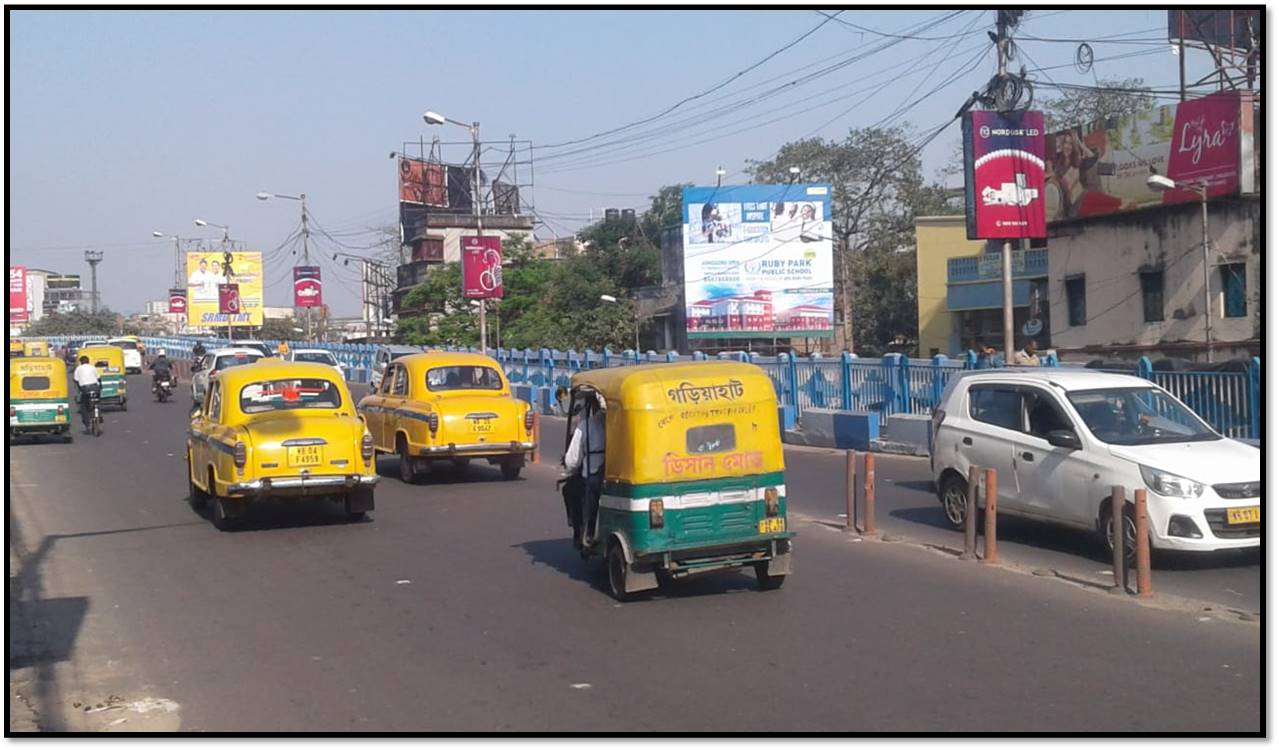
[78, 344, 128, 410]
[561, 361, 793, 600]
[9, 356, 74, 442]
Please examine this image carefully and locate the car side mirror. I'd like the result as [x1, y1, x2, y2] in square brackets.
[1046, 429, 1081, 450]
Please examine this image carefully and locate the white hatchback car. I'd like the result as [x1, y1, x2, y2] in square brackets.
[190, 347, 265, 405]
[930, 369, 1259, 554]
[287, 348, 347, 380]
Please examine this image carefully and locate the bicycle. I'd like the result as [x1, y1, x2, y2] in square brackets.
[80, 384, 103, 437]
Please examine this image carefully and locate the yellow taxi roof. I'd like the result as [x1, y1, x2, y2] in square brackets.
[398, 351, 503, 370]
[571, 361, 776, 411]
[214, 359, 345, 391]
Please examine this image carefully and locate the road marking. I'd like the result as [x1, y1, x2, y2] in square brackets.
[570, 683, 591, 690]
[395, 579, 411, 585]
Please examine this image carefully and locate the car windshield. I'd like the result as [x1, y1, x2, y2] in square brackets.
[110, 340, 138, 350]
[296, 352, 337, 365]
[1067, 387, 1218, 445]
[214, 353, 263, 370]
[426, 366, 503, 392]
[240, 378, 343, 414]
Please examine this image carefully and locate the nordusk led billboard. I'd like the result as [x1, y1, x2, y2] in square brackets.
[682, 184, 834, 339]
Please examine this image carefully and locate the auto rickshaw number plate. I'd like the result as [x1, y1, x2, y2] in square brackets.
[758, 517, 786, 534]
[288, 445, 324, 467]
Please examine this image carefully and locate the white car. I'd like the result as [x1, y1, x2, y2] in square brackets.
[230, 340, 275, 359]
[288, 348, 347, 380]
[930, 369, 1259, 554]
[191, 347, 265, 405]
[107, 338, 144, 373]
[369, 345, 422, 390]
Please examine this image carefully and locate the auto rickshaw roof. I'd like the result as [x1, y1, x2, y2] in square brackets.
[570, 361, 776, 411]
[10, 356, 68, 376]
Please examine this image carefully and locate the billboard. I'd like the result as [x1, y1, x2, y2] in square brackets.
[461, 235, 503, 299]
[293, 266, 323, 308]
[9, 266, 28, 323]
[168, 288, 187, 315]
[1168, 9, 1259, 50]
[1043, 91, 1255, 223]
[681, 184, 834, 339]
[962, 109, 1047, 239]
[186, 251, 263, 328]
[398, 156, 447, 207]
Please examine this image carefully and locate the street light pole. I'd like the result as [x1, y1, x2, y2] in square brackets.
[1146, 174, 1213, 363]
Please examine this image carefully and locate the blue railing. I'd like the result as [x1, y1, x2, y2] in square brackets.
[21, 335, 1260, 440]
[947, 248, 1049, 283]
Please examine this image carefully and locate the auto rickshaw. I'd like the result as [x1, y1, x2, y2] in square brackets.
[10, 339, 26, 358]
[22, 340, 50, 358]
[561, 361, 793, 600]
[9, 356, 74, 442]
[78, 344, 128, 410]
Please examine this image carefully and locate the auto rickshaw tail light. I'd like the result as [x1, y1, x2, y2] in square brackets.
[764, 487, 780, 517]
[233, 442, 247, 470]
[649, 499, 665, 529]
[362, 433, 374, 462]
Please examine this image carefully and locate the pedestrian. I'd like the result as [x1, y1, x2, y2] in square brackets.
[976, 343, 1003, 369]
[1012, 340, 1041, 367]
[562, 394, 606, 552]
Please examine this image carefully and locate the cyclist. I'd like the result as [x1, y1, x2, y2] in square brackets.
[72, 355, 102, 432]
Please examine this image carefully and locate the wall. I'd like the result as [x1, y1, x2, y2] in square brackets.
[1047, 197, 1260, 361]
[913, 216, 986, 357]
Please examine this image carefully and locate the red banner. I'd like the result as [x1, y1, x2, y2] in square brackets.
[9, 266, 28, 323]
[293, 266, 323, 308]
[168, 288, 187, 314]
[399, 157, 447, 207]
[461, 235, 503, 299]
[218, 283, 241, 315]
[963, 110, 1047, 239]
[1161, 92, 1243, 204]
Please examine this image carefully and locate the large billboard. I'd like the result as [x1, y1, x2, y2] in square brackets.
[398, 156, 447, 207]
[10, 266, 28, 323]
[962, 109, 1047, 239]
[461, 235, 503, 299]
[681, 184, 834, 339]
[185, 251, 263, 328]
[1043, 91, 1255, 223]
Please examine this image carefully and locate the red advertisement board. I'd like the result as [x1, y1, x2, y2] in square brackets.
[962, 110, 1047, 239]
[461, 235, 503, 299]
[218, 283, 241, 315]
[293, 266, 323, 308]
[168, 288, 187, 315]
[9, 266, 28, 323]
[1161, 92, 1245, 204]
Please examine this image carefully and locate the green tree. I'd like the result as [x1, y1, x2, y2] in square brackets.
[1041, 77, 1156, 131]
[22, 308, 120, 337]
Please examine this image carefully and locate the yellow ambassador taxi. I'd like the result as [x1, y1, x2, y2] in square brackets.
[187, 359, 377, 530]
[358, 351, 537, 483]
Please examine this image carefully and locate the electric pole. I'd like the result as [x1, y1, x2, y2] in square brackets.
[471, 121, 487, 354]
[84, 250, 103, 314]
[994, 9, 1022, 363]
[301, 193, 311, 342]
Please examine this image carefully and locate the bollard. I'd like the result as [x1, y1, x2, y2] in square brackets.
[981, 468, 997, 563]
[862, 453, 877, 536]
[1111, 486, 1126, 593]
[1134, 488, 1152, 597]
[961, 465, 980, 560]
[844, 450, 856, 533]
[531, 412, 541, 465]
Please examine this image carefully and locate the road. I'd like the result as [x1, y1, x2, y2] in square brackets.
[8, 375, 1262, 732]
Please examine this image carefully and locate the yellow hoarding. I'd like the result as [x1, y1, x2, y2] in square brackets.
[186, 251, 264, 328]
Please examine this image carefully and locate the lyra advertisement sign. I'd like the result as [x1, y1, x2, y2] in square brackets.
[681, 184, 834, 339]
[293, 266, 323, 308]
[461, 235, 503, 299]
[9, 266, 29, 323]
[962, 109, 1047, 239]
[185, 251, 263, 327]
[1043, 91, 1253, 222]
[168, 288, 187, 315]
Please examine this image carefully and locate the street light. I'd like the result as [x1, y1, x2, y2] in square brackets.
[599, 294, 640, 352]
[257, 190, 312, 341]
[716, 166, 727, 187]
[1147, 173, 1214, 362]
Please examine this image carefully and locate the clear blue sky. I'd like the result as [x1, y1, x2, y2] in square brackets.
[9, 9, 1210, 315]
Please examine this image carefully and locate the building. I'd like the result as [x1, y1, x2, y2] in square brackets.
[43, 272, 91, 314]
[144, 299, 169, 315]
[914, 216, 987, 356]
[394, 214, 535, 318]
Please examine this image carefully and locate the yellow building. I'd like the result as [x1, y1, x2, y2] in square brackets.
[914, 216, 986, 357]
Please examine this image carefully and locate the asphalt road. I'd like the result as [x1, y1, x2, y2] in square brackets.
[8, 375, 1262, 733]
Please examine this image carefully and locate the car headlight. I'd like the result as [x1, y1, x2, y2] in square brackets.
[1139, 465, 1204, 498]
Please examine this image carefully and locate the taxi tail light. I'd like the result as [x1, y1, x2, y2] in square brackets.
[361, 433, 374, 462]
[427, 412, 439, 435]
[764, 487, 780, 517]
[233, 442, 247, 470]
[649, 499, 665, 529]
[524, 408, 535, 431]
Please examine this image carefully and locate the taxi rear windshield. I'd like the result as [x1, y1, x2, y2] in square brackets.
[214, 353, 262, 370]
[21, 376, 51, 391]
[426, 366, 502, 392]
[110, 341, 138, 350]
[240, 378, 343, 414]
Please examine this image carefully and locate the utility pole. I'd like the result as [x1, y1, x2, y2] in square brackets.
[300, 193, 311, 342]
[1198, 185, 1214, 362]
[994, 9, 1020, 363]
[471, 121, 487, 354]
[84, 250, 103, 314]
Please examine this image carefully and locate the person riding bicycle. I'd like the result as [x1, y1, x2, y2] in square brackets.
[150, 349, 173, 392]
[72, 355, 101, 431]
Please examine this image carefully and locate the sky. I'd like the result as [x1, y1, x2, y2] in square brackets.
[8, 8, 1217, 316]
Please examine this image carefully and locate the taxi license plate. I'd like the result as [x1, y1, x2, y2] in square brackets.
[287, 445, 323, 467]
[1226, 506, 1260, 525]
[472, 419, 493, 433]
[758, 517, 786, 534]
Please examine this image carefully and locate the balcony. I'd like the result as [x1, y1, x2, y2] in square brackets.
[947, 248, 1048, 284]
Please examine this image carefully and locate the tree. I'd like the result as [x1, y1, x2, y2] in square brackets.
[1041, 77, 1156, 131]
[258, 317, 303, 341]
[22, 308, 120, 337]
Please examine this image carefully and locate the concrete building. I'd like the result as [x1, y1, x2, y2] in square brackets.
[914, 216, 986, 356]
[394, 213, 535, 318]
[1046, 196, 1260, 362]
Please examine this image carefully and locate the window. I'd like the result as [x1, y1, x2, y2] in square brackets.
[21, 376, 51, 390]
[1067, 388, 1217, 445]
[686, 424, 736, 454]
[968, 386, 1022, 431]
[213, 353, 262, 371]
[392, 365, 409, 396]
[240, 378, 343, 414]
[1221, 263, 1246, 318]
[1139, 270, 1164, 322]
[1023, 389, 1073, 439]
[426, 366, 503, 392]
[380, 365, 397, 394]
[207, 383, 222, 422]
[295, 351, 336, 365]
[1065, 276, 1086, 327]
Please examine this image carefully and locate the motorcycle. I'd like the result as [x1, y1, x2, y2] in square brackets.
[154, 375, 173, 403]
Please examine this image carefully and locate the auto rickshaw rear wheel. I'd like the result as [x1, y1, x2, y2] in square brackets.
[606, 541, 636, 602]
[753, 562, 786, 591]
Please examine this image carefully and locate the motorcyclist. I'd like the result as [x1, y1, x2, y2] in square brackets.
[150, 349, 173, 392]
[192, 340, 207, 368]
[72, 355, 101, 431]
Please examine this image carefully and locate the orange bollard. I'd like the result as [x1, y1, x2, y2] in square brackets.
[1111, 486, 1126, 592]
[845, 450, 857, 533]
[981, 468, 998, 563]
[531, 411, 541, 465]
[1134, 488, 1152, 597]
[863, 453, 877, 536]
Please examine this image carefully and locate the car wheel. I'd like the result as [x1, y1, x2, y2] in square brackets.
[606, 540, 635, 602]
[940, 473, 970, 531]
[1100, 503, 1138, 562]
[187, 453, 209, 509]
[754, 561, 787, 591]
[211, 496, 237, 531]
[500, 457, 523, 481]
[397, 439, 418, 484]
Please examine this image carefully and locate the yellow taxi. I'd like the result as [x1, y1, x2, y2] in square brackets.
[186, 359, 377, 530]
[357, 351, 537, 483]
[9, 339, 23, 358]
